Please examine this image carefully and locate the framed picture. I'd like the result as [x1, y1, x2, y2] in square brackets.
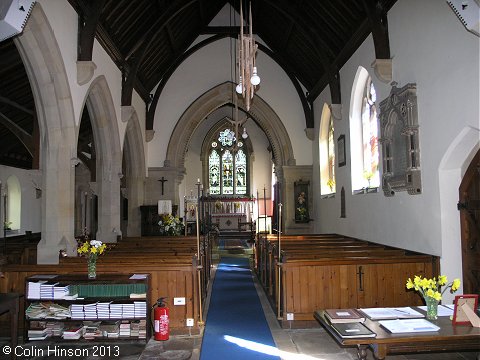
[294, 180, 310, 223]
[337, 134, 346, 167]
[452, 294, 479, 325]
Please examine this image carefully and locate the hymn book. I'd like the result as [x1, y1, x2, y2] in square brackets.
[325, 309, 366, 323]
[330, 322, 376, 338]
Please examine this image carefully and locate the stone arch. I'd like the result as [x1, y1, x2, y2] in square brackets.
[84, 76, 123, 243]
[14, 4, 77, 263]
[438, 126, 480, 302]
[123, 111, 146, 236]
[165, 82, 295, 181]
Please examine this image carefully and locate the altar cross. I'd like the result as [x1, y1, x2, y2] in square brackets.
[158, 177, 168, 195]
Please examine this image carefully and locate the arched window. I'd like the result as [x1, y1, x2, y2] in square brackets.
[350, 67, 380, 192]
[361, 78, 380, 188]
[5, 175, 21, 230]
[208, 128, 249, 196]
[319, 104, 336, 195]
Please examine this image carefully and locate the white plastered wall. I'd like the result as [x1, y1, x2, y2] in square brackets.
[313, 0, 479, 303]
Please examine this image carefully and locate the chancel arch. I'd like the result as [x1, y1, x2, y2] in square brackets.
[165, 81, 295, 192]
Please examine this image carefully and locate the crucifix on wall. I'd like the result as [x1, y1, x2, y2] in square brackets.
[158, 177, 168, 195]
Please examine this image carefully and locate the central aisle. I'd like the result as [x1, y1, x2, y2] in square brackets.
[199, 257, 280, 360]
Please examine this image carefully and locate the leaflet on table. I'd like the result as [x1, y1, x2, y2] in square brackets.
[417, 304, 454, 317]
[358, 307, 424, 320]
[378, 319, 440, 333]
[129, 274, 148, 280]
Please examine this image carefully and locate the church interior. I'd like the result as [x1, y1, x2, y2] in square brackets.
[0, 0, 479, 359]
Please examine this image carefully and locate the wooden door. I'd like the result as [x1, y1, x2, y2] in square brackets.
[458, 149, 480, 295]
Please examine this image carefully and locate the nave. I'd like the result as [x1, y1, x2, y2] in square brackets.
[2, 238, 478, 360]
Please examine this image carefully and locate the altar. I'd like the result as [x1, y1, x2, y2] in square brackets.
[212, 213, 247, 231]
[204, 197, 254, 232]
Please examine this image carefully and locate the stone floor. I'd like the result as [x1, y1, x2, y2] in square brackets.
[1, 257, 479, 360]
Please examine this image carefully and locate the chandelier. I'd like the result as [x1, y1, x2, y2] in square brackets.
[235, 0, 260, 112]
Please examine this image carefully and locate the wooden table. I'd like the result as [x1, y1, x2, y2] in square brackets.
[0, 293, 20, 360]
[314, 309, 480, 360]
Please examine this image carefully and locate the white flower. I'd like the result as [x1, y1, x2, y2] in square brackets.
[90, 240, 103, 248]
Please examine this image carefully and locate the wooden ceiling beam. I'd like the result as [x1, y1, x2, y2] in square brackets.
[0, 111, 33, 156]
[362, 0, 391, 59]
[0, 96, 34, 116]
[70, 0, 106, 61]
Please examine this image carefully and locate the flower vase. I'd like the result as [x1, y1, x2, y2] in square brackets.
[87, 255, 97, 279]
[425, 297, 439, 320]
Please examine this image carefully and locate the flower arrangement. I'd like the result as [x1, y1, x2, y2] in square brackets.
[77, 239, 107, 258]
[158, 214, 184, 236]
[406, 275, 461, 301]
[77, 239, 108, 279]
[406, 274, 461, 319]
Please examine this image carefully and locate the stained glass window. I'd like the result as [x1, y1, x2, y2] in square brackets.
[209, 150, 220, 195]
[361, 78, 380, 188]
[207, 128, 249, 196]
[327, 116, 336, 192]
[219, 129, 235, 147]
[222, 150, 234, 194]
[235, 149, 247, 195]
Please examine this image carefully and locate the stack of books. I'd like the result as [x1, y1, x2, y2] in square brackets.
[28, 327, 50, 341]
[119, 321, 131, 338]
[134, 301, 147, 318]
[324, 308, 375, 339]
[62, 325, 85, 340]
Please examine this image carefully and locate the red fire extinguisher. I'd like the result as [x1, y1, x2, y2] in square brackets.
[153, 297, 169, 341]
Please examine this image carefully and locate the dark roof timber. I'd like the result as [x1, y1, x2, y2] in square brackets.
[0, 0, 396, 169]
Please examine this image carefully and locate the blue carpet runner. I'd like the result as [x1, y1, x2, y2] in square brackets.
[200, 257, 280, 360]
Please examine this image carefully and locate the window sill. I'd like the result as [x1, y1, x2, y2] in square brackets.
[321, 193, 335, 199]
[353, 187, 379, 195]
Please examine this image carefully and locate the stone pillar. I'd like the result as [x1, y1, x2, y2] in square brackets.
[126, 175, 144, 236]
[37, 144, 77, 264]
[281, 165, 313, 234]
[95, 162, 122, 243]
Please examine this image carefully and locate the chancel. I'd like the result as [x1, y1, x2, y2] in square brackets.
[0, 1, 478, 359]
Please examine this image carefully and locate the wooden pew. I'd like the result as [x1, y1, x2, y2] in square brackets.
[2, 232, 41, 265]
[254, 233, 439, 328]
[0, 233, 216, 335]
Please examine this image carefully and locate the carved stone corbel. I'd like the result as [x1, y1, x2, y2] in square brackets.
[76, 61, 97, 85]
[371, 58, 393, 84]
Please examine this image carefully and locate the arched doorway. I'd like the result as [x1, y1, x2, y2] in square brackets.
[458, 149, 480, 295]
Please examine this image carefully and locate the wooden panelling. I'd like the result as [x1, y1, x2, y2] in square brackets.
[255, 233, 439, 327]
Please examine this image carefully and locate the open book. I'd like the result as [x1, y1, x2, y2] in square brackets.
[379, 319, 440, 333]
[359, 307, 424, 320]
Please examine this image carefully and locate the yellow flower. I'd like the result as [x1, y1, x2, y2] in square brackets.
[406, 278, 414, 289]
[452, 278, 461, 291]
[438, 275, 447, 286]
[406, 274, 461, 301]
[77, 240, 108, 258]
